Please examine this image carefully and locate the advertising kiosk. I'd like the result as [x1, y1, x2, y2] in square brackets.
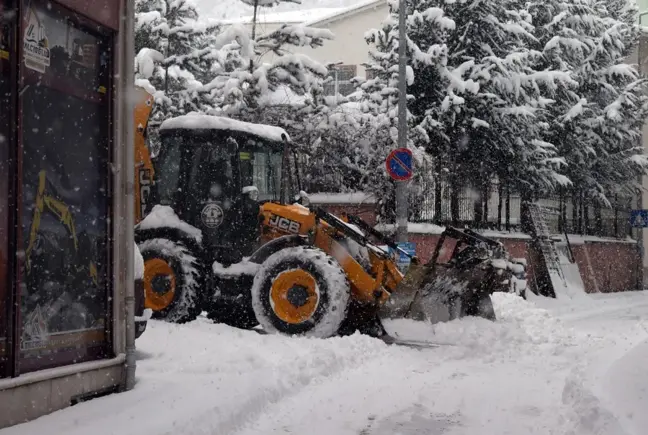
[0, 0, 135, 427]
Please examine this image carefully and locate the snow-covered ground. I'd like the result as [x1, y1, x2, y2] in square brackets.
[4, 290, 648, 435]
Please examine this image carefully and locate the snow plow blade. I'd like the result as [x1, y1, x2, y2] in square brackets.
[379, 227, 517, 325]
[379, 261, 432, 321]
[379, 261, 474, 324]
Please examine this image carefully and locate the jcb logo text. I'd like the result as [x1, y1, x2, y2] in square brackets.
[269, 214, 301, 234]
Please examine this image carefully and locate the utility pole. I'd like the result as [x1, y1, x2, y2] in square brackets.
[638, 12, 648, 288]
[396, 0, 409, 242]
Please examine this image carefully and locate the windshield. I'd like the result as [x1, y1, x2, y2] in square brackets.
[156, 132, 239, 207]
[156, 134, 182, 206]
[239, 137, 283, 202]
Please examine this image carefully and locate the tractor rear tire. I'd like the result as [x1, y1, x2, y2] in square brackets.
[251, 246, 350, 338]
[138, 238, 203, 323]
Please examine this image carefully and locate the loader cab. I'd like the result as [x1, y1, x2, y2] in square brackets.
[154, 114, 290, 263]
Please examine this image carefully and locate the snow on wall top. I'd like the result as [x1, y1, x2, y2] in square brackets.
[552, 234, 638, 245]
[374, 223, 532, 239]
[308, 192, 376, 204]
[375, 222, 445, 235]
[160, 114, 290, 143]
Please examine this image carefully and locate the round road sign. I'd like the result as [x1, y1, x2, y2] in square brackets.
[386, 148, 413, 181]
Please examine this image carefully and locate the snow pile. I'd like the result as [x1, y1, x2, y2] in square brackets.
[384, 293, 579, 361]
[549, 251, 588, 301]
[599, 338, 648, 435]
[561, 367, 630, 435]
[6, 290, 648, 435]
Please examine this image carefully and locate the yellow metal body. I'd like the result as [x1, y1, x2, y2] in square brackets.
[260, 202, 404, 307]
[134, 86, 155, 224]
[270, 269, 319, 323]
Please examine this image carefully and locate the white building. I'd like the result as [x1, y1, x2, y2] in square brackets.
[225, 0, 388, 95]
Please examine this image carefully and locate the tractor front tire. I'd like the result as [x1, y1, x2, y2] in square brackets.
[138, 238, 203, 323]
[251, 247, 350, 338]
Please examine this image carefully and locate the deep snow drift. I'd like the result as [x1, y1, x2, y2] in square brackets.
[4, 291, 648, 435]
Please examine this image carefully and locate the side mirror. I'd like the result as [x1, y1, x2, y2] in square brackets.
[294, 190, 311, 207]
[242, 185, 259, 201]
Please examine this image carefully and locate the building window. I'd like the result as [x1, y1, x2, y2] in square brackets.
[18, 0, 112, 373]
[323, 64, 357, 97]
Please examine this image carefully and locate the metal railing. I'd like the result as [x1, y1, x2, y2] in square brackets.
[410, 167, 634, 239]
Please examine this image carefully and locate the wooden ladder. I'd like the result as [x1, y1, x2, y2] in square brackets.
[527, 203, 565, 296]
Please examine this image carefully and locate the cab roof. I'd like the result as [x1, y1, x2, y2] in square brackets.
[159, 114, 290, 143]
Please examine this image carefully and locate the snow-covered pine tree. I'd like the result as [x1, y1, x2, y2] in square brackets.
[527, 0, 648, 208]
[172, 0, 332, 121]
[354, 0, 571, 223]
[201, 21, 333, 120]
[349, 0, 454, 221]
[431, 0, 573, 215]
[135, 0, 221, 124]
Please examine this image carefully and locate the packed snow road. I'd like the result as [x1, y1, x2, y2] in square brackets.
[4, 291, 648, 435]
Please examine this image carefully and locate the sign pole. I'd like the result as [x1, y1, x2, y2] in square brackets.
[637, 23, 647, 289]
[396, 0, 408, 243]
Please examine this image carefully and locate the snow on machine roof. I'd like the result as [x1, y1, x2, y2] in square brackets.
[160, 114, 290, 143]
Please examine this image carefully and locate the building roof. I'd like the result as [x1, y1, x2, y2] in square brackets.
[222, 0, 385, 26]
[223, 8, 344, 25]
[304, 0, 385, 27]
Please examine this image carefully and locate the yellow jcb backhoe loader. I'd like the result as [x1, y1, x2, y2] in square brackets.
[133, 110, 526, 341]
[134, 86, 155, 225]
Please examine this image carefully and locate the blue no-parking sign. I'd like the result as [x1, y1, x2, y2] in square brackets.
[386, 148, 413, 181]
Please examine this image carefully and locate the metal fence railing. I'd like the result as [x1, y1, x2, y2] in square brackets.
[410, 165, 635, 239]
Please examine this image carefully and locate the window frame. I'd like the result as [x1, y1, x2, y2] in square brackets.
[13, 0, 115, 375]
[323, 64, 357, 97]
[0, 0, 18, 379]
